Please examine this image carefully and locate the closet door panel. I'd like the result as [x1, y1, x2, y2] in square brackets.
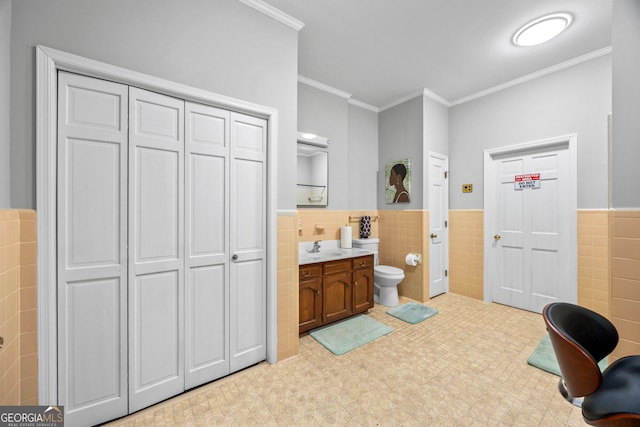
[134, 147, 180, 264]
[185, 103, 230, 388]
[190, 154, 225, 256]
[64, 139, 121, 268]
[229, 113, 266, 371]
[129, 88, 185, 412]
[232, 259, 264, 355]
[57, 72, 129, 427]
[133, 271, 180, 386]
[186, 265, 227, 387]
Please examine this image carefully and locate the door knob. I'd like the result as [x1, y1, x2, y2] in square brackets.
[494, 234, 501, 241]
[430, 233, 437, 239]
[232, 254, 238, 261]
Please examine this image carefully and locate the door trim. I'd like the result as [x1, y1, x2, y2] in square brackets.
[483, 134, 577, 305]
[36, 45, 279, 404]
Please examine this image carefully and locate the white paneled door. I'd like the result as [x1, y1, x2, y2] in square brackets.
[57, 72, 267, 426]
[490, 145, 573, 313]
[57, 72, 129, 426]
[429, 153, 449, 298]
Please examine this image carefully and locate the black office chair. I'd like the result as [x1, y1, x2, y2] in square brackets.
[543, 302, 640, 426]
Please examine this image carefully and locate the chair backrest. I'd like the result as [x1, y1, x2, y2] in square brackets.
[542, 303, 618, 398]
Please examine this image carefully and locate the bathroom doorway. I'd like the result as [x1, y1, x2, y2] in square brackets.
[429, 152, 449, 298]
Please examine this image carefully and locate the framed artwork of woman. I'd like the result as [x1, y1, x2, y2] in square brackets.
[385, 159, 411, 203]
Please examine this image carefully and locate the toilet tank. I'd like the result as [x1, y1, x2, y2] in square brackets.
[352, 238, 379, 265]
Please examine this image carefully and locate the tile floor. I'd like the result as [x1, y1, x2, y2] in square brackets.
[105, 293, 587, 426]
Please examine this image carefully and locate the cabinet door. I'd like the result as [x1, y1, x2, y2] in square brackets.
[299, 275, 322, 333]
[352, 267, 374, 313]
[323, 271, 352, 323]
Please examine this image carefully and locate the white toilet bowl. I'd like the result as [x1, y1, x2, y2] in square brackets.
[374, 265, 405, 306]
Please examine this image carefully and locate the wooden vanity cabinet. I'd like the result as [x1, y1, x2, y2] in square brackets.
[352, 255, 375, 313]
[299, 254, 374, 334]
[299, 264, 322, 333]
[322, 259, 353, 324]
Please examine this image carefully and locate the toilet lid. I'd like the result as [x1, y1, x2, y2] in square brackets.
[375, 265, 404, 275]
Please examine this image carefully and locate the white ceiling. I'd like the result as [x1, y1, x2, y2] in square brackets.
[263, 0, 612, 110]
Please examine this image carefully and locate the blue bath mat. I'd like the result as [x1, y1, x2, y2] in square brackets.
[309, 314, 392, 355]
[527, 333, 608, 376]
[386, 302, 438, 324]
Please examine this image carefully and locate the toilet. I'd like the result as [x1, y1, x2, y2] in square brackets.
[352, 238, 405, 306]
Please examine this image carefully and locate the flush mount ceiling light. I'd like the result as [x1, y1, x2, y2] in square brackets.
[513, 13, 573, 47]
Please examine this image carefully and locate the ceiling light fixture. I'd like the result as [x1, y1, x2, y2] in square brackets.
[513, 13, 573, 47]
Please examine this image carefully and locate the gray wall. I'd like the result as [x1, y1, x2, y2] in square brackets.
[449, 54, 612, 210]
[612, 0, 640, 208]
[0, 0, 10, 208]
[297, 83, 349, 209]
[378, 95, 423, 209]
[10, 0, 298, 209]
[347, 103, 378, 210]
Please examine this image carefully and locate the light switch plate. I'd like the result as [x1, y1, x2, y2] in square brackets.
[462, 184, 473, 193]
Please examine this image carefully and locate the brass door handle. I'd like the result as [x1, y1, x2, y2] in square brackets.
[494, 234, 501, 241]
[430, 233, 437, 239]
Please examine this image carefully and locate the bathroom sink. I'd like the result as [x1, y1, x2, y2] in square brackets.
[321, 250, 347, 257]
[299, 248, 372, 265]
[299, 249, 346, 264]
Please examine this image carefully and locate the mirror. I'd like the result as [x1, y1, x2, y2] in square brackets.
[297, 139, 328, 207]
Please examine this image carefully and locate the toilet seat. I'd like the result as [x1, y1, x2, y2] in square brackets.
[375, 265, 404, 278]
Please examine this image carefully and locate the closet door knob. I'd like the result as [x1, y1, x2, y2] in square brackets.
[430, 233, 437, 239]
[232, 254, 238, 261]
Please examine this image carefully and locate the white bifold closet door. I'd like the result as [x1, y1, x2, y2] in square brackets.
[128, 87, 185, 411]
[57, 72, 130, 426]
[57, 72, 267, 426]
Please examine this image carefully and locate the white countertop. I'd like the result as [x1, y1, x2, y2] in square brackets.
[298, 242, 373, 265]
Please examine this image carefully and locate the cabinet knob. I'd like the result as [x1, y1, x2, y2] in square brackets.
[302, 270, 310, 277]
[354, 280, 358, 286]
[316, 289, 320, 294]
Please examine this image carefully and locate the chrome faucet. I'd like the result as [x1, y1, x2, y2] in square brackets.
[309, 240, 321, 253]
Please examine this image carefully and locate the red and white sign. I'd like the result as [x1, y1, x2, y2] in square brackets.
[514, 173, 540, 189]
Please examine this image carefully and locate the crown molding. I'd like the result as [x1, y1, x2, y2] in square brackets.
[298, 75, 379, 112]
[450, 46, 612, 106]
[380, 87, 451, 112]
[298, 75, 352, 99]
[379, 90, 424, 112]
[348, 98, 379, 113]
[238, 0, 304, 31]
[422, 88, 451, 107]
[298, 46, 611, 113]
